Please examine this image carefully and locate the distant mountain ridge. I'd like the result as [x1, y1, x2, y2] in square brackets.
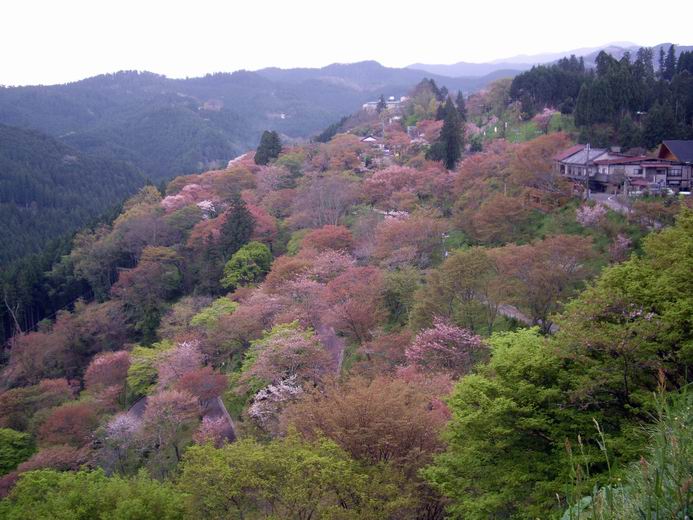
[409, 42, 693, 77]
[0, 62, 510, 182]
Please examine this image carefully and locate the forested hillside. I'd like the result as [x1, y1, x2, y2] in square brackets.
[0, 124, 143, 264]
[0, 64, 507, 182]
[0, 77, 691, 518]
[509, 45, 693, 148]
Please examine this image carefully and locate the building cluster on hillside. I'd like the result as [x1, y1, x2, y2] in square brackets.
[362, 96, 408, 112]
[554, 140, 693, 194]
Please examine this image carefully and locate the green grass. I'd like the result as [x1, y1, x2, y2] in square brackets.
[548, 113, 577, 134]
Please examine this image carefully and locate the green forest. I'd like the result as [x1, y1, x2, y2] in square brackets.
[510, 47, 693, 148]
[0, 124, 143, 264]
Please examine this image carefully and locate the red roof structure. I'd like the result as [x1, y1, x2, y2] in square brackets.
[553, 144, 584, 162]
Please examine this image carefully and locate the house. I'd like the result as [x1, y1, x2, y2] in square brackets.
[554, 142, 692, 193]
[553, 144, 610, 183]
[657, 140, 693, 190]
[362, 96, 407, 112]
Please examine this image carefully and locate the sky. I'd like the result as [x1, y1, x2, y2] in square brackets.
[1, 0, 692, 86]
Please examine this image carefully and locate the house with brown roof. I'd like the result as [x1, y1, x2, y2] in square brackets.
[657, 141, 693, 190]
[554, 142, 692, 193]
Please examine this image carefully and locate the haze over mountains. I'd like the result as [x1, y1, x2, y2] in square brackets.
[409, 42, 693, 77]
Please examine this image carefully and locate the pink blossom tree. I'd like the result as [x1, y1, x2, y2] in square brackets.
[156, 340, 203, 388]
[193, 416, 231, 447]
[406, 317, 487, 377]
[576, 204, 607, 227]
[609, 233, 632, 263]
[84, 351, 131, 397]
[141, 390, 199, 467]
[174, 366, 229, 403]
[306, 250, 355, 283]
[241, 322, 331, 387]
[102, 412, 141, 473]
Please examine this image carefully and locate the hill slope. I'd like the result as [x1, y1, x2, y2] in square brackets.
[0, 63, 508, 181]
[0, 124, 144, 264]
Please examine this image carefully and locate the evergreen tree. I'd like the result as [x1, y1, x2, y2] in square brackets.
[663, 44, 677, 81]
[634, 47, 655, 82]
[435, 103, 446, 121]
[658, 47, 666, 79]
[677, 50, 693, 74]
[376, 94, 387, 113]
[595, 50, 617, 77]
[428, 96, 463, 170]
[455, 91, 467, 122]
[429, 78, 444, 102]
[218, 192, 255, 260]
[254, 130, 282, 165]
[643, 101, 677, 149]
[617, 114, 642, 150]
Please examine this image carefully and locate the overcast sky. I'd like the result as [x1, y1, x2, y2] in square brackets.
[2, 0, 691, 86]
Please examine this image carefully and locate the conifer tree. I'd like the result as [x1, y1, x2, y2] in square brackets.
[658, 47, 666, 79]
[455, 91, 467, 122]
[376, 95, 387, 113]
[427, 96, 463, 170]
[643, 101, 677, 149]
[254, 130, 282, 165]
[435, 103, 446, 121]
[218, 192, 255, 260]
[663, 44, 677, 81]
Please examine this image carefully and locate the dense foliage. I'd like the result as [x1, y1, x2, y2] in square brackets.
[510, 46, 693, 148]
[1, 62, 691, 518]
[0, 124, 143, 263]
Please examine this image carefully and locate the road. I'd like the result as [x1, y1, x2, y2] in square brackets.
[317, 324, 346, 374]
[127, 393, 236, 443]
[589, 192, 630, 214]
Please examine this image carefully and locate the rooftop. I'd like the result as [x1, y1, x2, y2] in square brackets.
[660, 140, 693, 163]
[561, 148, 608, 165]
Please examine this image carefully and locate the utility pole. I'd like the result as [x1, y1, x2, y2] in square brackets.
[584, 143, 591, 200]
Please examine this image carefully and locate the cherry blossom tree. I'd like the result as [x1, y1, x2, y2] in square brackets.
[374, 215, 447, 269]
[84, 351, 131, 394]
[323, 266, 386, 343]
[248, 376, 304, 435]
[193, 416, 231, 448]
[609, 233, 632, 263]
[263, 256, 312, 292]
[301, 225, 354, 252]
[576, 203, 608, 227]
[283, 375, 450, 482]
[289, 172, 359, 228]
[17, 445, 89, 473]
[141, 390, 199, 467]
[305, 250, 355, 283]
[241, 322, 331, 387]
[175, 366, 229, 403]
[38, 402, 100, 447]
[406, 317, 487, 377]
[101, 412, 142, 473]
[274, 275, 325, 328]
[156, 340, 203, 389]
[492, 234, 596, 332]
